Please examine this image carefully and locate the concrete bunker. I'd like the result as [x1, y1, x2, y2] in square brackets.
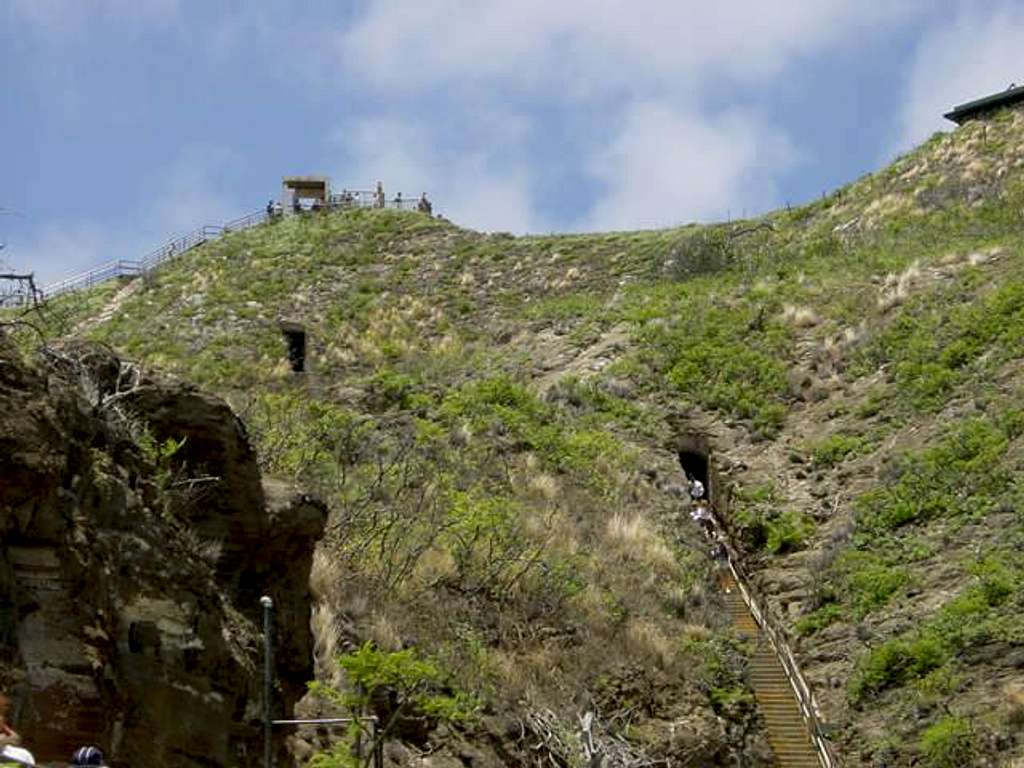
[280, 322, 307, 373]
[281, 175, 330, 214]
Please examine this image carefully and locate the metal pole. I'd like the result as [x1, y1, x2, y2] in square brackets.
[260, 595, 274, 768]
[372, 717, 383, 768]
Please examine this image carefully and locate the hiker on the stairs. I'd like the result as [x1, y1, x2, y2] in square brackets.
[691, 498, 714, 538]
[688, 475, 704, 500]
[0, 694, 20, 749]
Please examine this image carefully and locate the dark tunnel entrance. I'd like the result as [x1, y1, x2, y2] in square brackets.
[281, 322, 307, 373]
[676, 433, 712, 502]
[679, 449, 709, 490]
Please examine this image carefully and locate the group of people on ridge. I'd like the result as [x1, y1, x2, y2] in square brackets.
[265, 182, 432, 218]
[1, 693, 108, 768]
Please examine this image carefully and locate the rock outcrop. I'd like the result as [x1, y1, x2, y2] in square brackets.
[0, 336, 325, 767]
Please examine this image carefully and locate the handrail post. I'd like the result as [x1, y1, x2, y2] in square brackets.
[261, 595, 275, 768]
[371, 717, 383, 768]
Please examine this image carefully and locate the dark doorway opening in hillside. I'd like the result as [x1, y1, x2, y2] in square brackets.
[676, 433, 711, 500]
[281, 324, 306, 373]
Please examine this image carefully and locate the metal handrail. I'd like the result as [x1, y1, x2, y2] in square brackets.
[37, 193, 428, 302]
[39, 213, 261, 300]
[725, 547, 840, 768]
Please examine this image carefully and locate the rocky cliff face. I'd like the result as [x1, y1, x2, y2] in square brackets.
[0, 335, 325, 767]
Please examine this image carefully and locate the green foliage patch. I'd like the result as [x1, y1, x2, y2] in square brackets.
[440, 375, 633, 494]
[859, 274, 1024, 412]
[855, 414, 1018, 533]
[805, 432, 873, 467]
[919, 716, 976, 768]
[850, 549, 1024, 701]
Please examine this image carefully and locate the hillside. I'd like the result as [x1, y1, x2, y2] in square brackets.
[12, 105, 1024, 766]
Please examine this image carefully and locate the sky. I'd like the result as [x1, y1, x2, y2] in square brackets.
[2, 1, 1024, 285]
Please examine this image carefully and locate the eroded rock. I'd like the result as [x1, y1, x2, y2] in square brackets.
[0, 338, 325, 767]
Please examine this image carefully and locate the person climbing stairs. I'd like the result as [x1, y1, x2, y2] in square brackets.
[721, 572, 822, 767]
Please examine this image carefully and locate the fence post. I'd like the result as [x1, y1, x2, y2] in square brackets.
[261, 595, 275, 768]
[371, 717, 383, 768]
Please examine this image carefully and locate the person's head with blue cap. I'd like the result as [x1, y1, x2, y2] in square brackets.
[71, 746, 107, 768]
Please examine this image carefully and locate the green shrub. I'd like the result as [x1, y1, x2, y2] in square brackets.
[636, 296, 791, 436]
[440, 375, 630, 493]
[668, 228, 735, 279]
[795, 603, 842, 636]
[859, 278, 1024, 412]
[919, 716, 976, 768]
[850, 635, 949, 700]
[807, 433, 871, 467]
[367, 368, 425, 410]
[765, 511, 814, 554]
[843, 555, 909, 617]
[855, 415, 1013, 532]
[309, 643, 478, 768]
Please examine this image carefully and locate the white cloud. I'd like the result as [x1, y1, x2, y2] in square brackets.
[581, 102, 797, 230]
[896, 3, 1024, 152]
[334, 117, 541, 233]
[333, 0, 923, 233]
[340, 0, 922, 99]
[11, 223, 146, 287]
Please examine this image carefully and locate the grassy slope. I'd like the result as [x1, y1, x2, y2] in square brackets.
[36, 105, 1024, 766]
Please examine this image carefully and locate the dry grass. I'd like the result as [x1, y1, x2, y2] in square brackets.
[877, 260, 922, 312]
[782, 304, 821, 328]
[179, 526, 224, 565]
[624, 619, 676, 668]
[1005, 683, 1024, 726]
[412, 545, 457, 586]
[310, 549, 340, 603]
[604, 512, 681, 578]
[311, 603, 343, 683]
[680, 623, 714, 641]
[527, 472, 560, 501]
[367, 612, 403, 651]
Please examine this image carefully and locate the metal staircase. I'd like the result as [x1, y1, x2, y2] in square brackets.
[722, 571, 823, 767]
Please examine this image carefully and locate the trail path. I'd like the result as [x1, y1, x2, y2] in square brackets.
[71, 278, 143, 337]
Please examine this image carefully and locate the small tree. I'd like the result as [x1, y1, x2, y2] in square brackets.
[309, 643, 478, 768]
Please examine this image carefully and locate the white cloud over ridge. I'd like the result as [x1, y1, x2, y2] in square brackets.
[338, 0, 922, 232]
[583, 103, 797, 231]
[334, 117, 539, 234]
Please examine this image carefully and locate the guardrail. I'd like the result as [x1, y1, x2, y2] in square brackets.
[38, 222, 255, 301]
[724, 545, 840, 768]
[21, 193, 428, 305]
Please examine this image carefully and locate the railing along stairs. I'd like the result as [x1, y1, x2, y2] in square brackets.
[1, 192, 426, 309]
[721, 536, 840, 767]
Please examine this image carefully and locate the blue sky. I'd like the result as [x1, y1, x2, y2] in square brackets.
[3, 1, 1024, 285]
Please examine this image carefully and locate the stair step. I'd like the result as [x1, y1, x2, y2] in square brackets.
[720, 568, 830, 768]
